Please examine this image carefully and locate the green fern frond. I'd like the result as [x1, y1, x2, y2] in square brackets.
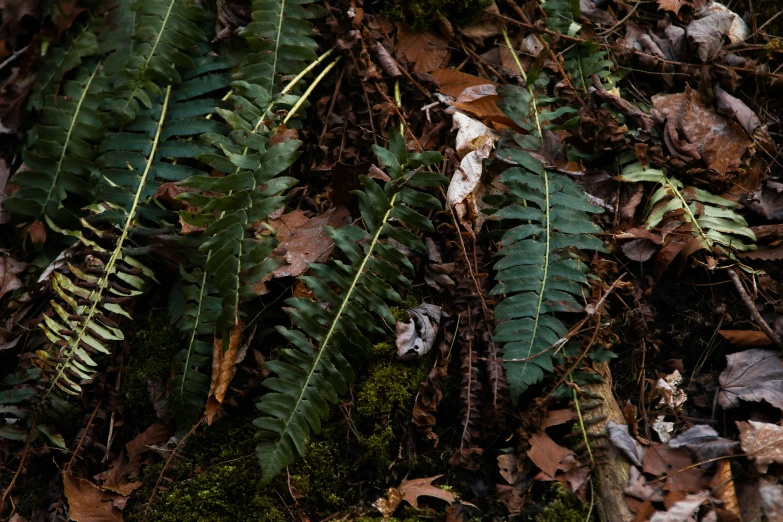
[102, 0, 208, 126]
[540, 0, 581, 36]
[177, 79, 300, 339]
[616, 163, 757, 253]
[169, 265, 221, 428]
[28, 23, 100, 111]
[33, 86, 173, 413]
[254, 130, 446, 484]
[239, 0, 325, 93]
[4, 63, 109, 227]
[490, 149, 604, 403]
[563, 41, 613, 91]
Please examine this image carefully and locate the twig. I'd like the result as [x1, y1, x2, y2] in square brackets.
[0, 45, 29, 74]
[728, 268, 783, 350]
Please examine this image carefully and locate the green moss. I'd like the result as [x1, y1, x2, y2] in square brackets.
[382, 0, 492, 30]
[535, 483, 593, 522]
[122, 315, 180, 428]
[128, 460, 285, 522]
[289, 440, 350, 510]
[390, 293, 423, 323]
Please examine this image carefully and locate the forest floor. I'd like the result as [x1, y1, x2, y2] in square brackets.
[1, 0, 783, 521]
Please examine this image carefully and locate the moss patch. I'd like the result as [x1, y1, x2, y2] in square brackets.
[534, 483, 594, 522]
[382, 0, 492, 30]
[122, 315, 180, 430]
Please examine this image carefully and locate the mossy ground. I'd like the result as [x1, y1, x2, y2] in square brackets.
[381, 0, 492, 30]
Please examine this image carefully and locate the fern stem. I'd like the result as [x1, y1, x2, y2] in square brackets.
[42, 61, 101, 219]
[282, 57, 342, 125]
[501, 28, 543, 140]
[666, 178, 710, 248]
[180, 268, 209, 399]
[570, 374, 594, 464]
[43, 86, 173, 402]
[279, 49, 336, 97]
[526, 169, 550, 363]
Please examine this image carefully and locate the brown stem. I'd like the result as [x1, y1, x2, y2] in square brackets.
[728, 268, 783, 349]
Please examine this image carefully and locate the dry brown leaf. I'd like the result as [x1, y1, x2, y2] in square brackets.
[396, 23, 447, 73]
[657, 0, 682, 15]
[541, 409, 578, 429]
[453, 95, 516, 128]
[204, 321, 244, 425]
[0, 254, 25, 300]
[737, 420, 783, 473]
[97, 422, 171, 495]
[374, 487, 403, 519]
[710, 460, 740, 520]
[651, 86, 751, 175]
[270, 206, 350, 279]
[431, 69, 495, 98]
[398, 475, 456, 509]
[607, 421, 644, 466]
[497, 454, 522, 485]
[28, 220, 45, 247]
[648, 492, 709, 522]
[718, 349, 783, 413]
[527, 430, 574, 479]
[642, 444, 703, 493]
[718, 330, 773, 347]
[63, 471, 125, 522]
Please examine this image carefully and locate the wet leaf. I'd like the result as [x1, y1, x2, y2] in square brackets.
[718, 349, 783, 413]
[398, 475, 456, 509]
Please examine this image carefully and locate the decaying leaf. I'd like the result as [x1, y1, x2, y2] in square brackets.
[0, 254, 25, 300]
[374, 487, 403, 520]
[396, 304, 444, 360]
[398, 475, 456, 509]
[737, 420, 783, 473]
[607, 421, 644, 466]
[669, 424, 738, 462]
[652, 415, 675, 443]
[204, 321, 244, 425]
[759, 477, 783, 521]
[642, 444, 703, 493]
[63, 471, 126, 522]
[625, 465, 665, 502]
[651, 86, 751, 175]
[497, 454, 522, 485]
[654, 370, 687, 409]
[718, 349, 783, 413]
[527, 429, 574, 479]
[710, 459, 740, 520]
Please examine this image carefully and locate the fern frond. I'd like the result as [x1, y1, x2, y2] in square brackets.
[169, 265, 221, 427]
[102, 0, 208, 126]
[563, 41, 613, 91]
[177, 80, 300, 339]
[4, 63, 109, 227]
[540, 0, 582, 37]
[254, 130, 446, 484]
[239, 0, 325, 93]
[33, 86, 173, 412]
[28, 23, 100, 111]
[616, 163, 757, 253]
[491, 149, 604, 402]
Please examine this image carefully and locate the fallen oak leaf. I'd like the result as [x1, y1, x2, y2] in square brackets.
[395, 23, 447, 73]
[97, 422, 172, 495]
[204, 321, 244, 425]
[374, 487, 403, 520]
[398, 475, 456, 509]
[431, 68, 495, 98]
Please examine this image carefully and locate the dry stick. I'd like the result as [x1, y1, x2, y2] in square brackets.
[140, 417, 204, 522]
[728, 268, 783, 350]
